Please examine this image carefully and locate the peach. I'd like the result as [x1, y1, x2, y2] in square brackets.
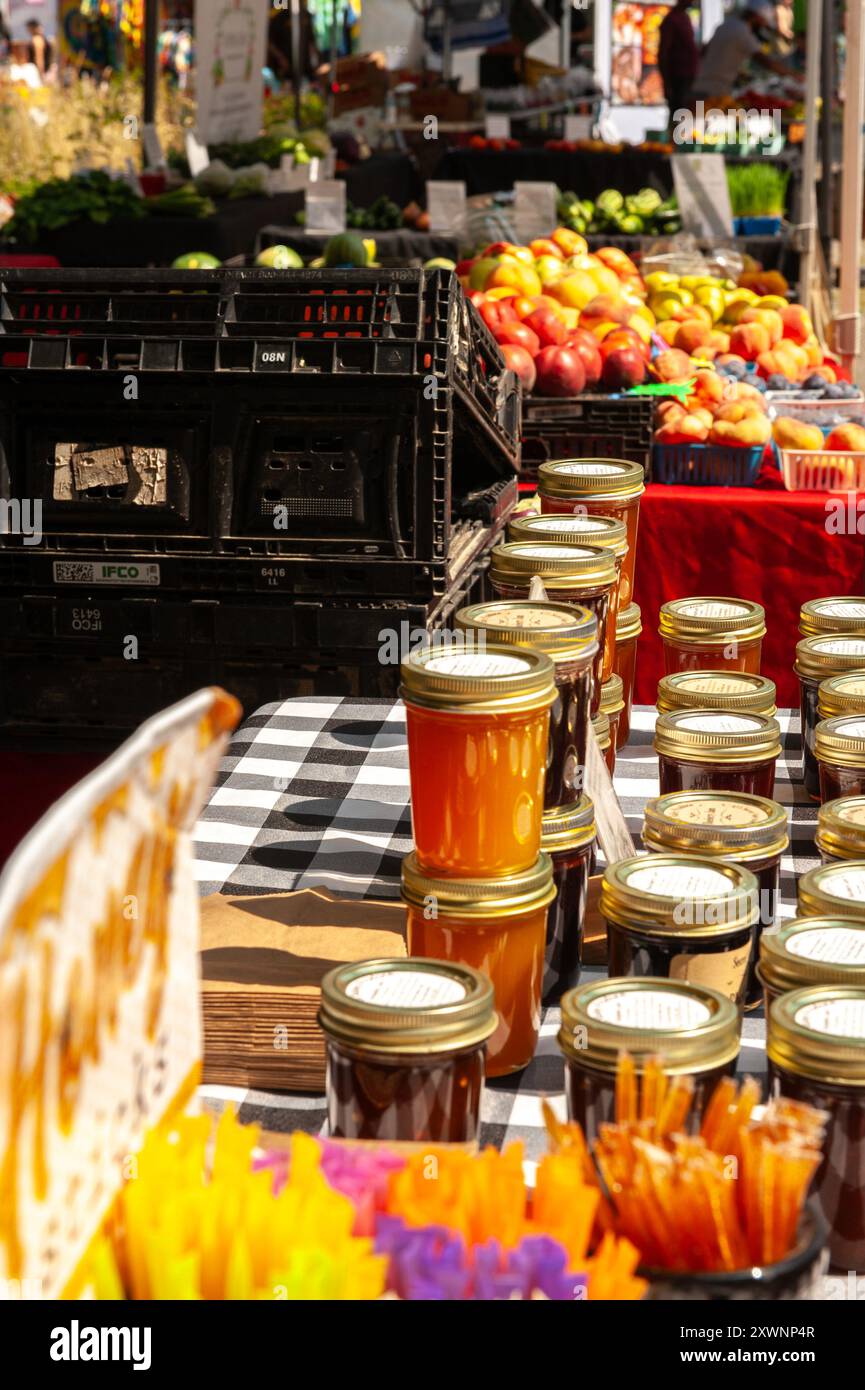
[652, 348, 695, 384]
[485, 258, 542, 297]
[826, 424, 865, 452]
[714, 401, 763, 424]
[655, 319, 682, 345]
[781, 304, 812, 344]
[729, 322, 770, 360]
[529, 238, 566, 261]
[773, 416, 826, 451]
[691, 346, 720, 362]
[741, 307, 784, 346]
[675, 320, 712, 353]
[733, 381, 769, 412]
[546, 270, 602, 311]
[692, 368, 725, 406]
[709, 415, 772, 447]
[655, 399, 687, 425]
[656, 414, 710, 445]
[804, 335, 823, 367]
[690, 405, 715, 429]
[578, 295, 631, 335]
[595, 247, 640, 278]
[551, 227, 589, 257]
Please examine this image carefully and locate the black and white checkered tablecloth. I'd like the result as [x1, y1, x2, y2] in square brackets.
[193, 698, 819, 1162]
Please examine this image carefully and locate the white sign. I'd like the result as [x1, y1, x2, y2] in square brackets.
[305, 180, 347, 235]
[185, 130, 210, 177]
[141, 123, 165, 171]
[672, 154, 735, 238]
[564, 114, 592, 141]
[278, 154, 311, 193]
[514, 182, 558, 244]
[427, 180, 467, 236]
[484, 113, 511, 140]
[195, 0, 269, 146]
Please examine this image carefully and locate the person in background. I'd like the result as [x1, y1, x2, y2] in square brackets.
[268, 1, 320, 85]
[25, 18, 53, 79]
[658, 1, 700, 124]
[692, 1, 796, 104]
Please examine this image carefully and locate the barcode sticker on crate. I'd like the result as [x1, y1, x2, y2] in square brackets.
[53, 561, 161, 587]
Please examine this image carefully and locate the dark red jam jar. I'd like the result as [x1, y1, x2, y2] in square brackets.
[800, 596, 865, 641]
[768, 986, 865, 1271]
[541, 793, 596, 1004]
[758, 917, 865, 1013]
[601, 854, 759, 1007]
[454, 600, 598, 812]
[659, 597, 766, 676]
[656, 669, 777, 719]
[794, 635, 865, 801]
[642, 790, 788, 1010]
[319, 957, 496, 1143]
[797, 861, 865, 923]
[600, 674, 625, 772]
[557, 976, 740, 1145]
[816, 796, 865, 863]
[653, 709, 781, 798]
[816, 715, 865, 803]
[614, 601, 642, 748]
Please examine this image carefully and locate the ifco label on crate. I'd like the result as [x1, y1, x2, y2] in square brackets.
[53, 560, 161, 586]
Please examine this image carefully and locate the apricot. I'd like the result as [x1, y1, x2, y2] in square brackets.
[741, 306, 784, 346]
[655, 399, 687, 425]
[690, 405, 715, 429]
[781, 304, 812, 344]
[656, 319, 682, 345]
[708, 330, 731, 353]
[729, 322, 770, 360]
[826, 424, 865, 452]
[772, 416, 826, 451]
[656, 414, 710, 445]
[652, 348, 694, 384]
[733, 381, 769, 412]
[692, 368, 725, 405]
[714, 402, 762, 424]
[675, 320, 712, 353]
[709, 414, 772, 447]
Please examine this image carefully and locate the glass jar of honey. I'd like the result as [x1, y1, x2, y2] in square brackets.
[613, 601, 642, 748]
[758, 918, 865, 1012]
[541, 794, 596, 1004]
[767, 986, 865, 1271]
[536, 458, 644, 606]
[601, 854, 759, 1006]
[642, 790, 788, 1009]
[489, 542, 617, 698]
[600, 674, 625, 769]
[401, 643, 555, 877]
[558, 976, 740, 1144]
[797, 862, 865, 922]
[656, 670, 777, 719]
[653, 710, 782, 798]
[816, 716, 865, 803]
[454, 600, 597, 814]
[319, 957, 497, 1143]
[800, 596, 865, 638]
[818, 672, 865, 721]
[817, 797, 865, 863]
[401, 852, 556, 1077]
[659, 598, 766, 677]
[794, 635, 865, 801]
[592, 710, 614, 774]
[507, 512, 629, 631]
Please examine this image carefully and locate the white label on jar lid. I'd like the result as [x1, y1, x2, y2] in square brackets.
[587, 988, 712, 1030]
[836, 677, 865, 695]
[787, 927, 865, 964]
[836, 719, 865, 739]
[680, 675, 755, 694]
[794, 998, 865, 1038]
[479, 606, 573, 630]
[626, 862, 733, 899]
[677, 600, 750, 619]
[820, 868, 865, 902]
[678, 714, 762, 735]
[424, 652, 530, 677]
[556, 462, 624, 476]
[667, 798, 768, 828]
[814, 638, 865, 655]
[346, 969, 467, 1008]
[839, 804, 865, 827]
[814, 600, 865, 619]
[512, 544, 595, 560]
[528, 516, 611, 532]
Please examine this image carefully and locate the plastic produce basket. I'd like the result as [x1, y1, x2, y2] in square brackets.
[652, 441, 765, 487]
[778, 448, 865, 493]
[734, 216, 783, 236]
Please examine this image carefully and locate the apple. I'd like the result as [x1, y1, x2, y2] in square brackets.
[534, 344, 586, 397]
[494, 321, 541, 356]
[478, 298, 517, 335]
[601, 345, 647, 390]
[523, 306, 568, 349]
[500, 343, 537, 392]
[600, 326, 650, 362]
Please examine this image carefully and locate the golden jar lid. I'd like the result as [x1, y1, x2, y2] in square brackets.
[643, 792, 788, 862]
[815, 715, 865, 770]
[656, 670, 776, 718]
[816, 797, 865, 860]
[601, 854, 759, 938]
[797, 861, 865, 920]
[592, 710, 611, 751]
[800, 596, 865, 638]
[558, 976, 740, 1073]
[454, 600, 598, 667]
[659, 597, 766, 647]
[542, 793, 596, 853]
[616, 601, 642, 643]
[794, 634, 865, 681]
[653, 710, 782, 766]
[600, 673, 625, 718]
[507, 511, 628, 562]
[400, 641, 556, 714]
[537, 458, 645, 501]
[489, 541, 616, 592]
[818, 672, 865, 718]
[319, 957, 497, 1057]
[759, 917, 865, 996]
[400, 851, 556, 919]
[767, 985, 865, 1085]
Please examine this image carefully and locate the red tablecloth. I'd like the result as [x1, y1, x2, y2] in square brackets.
[634, 482, 865, 709]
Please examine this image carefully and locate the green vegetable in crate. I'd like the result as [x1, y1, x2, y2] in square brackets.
[629, 187, 663, 217]
[172, 252, 222, 269]
[596, 189, 625, 216]
[147, 184, 216, 218]
[255, 244, 304, 269]
[323, 231, 369, 267]
[618, 214, 643, 234]
[424, 258, 456, 270]
[4, 171, 146, 244]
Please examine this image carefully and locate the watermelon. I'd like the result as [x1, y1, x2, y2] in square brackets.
[255, 244, 304, 269]
[323, 231, 368, 268]
[171, 252, 222, 270]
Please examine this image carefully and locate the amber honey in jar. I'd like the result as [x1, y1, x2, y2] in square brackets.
[507, 512, 629, 634]
[319, 957, 496, 1143]
[656, 670, 777, 719]
[536, 459, 644, 607]
[558, 976, 740, 1144]
[816, 716, 865, 803]
[818, 671, 865, 722]
[541, 794, 596, 1004]
[800, 596, 865, 639]
[794, 635, 865, 801]
[659, 597, 766, 677]
[592, 710, 614, 774]
[600, 674, 625, 771]
[601, 854, 759, 1006]
[489, 542, 617, 699]
[642, 791, 788, 1009]
[401, 852, 556, 1077]
[816, 797, 865, 863]
[797, 861, 865, 923]
[454, 600, 598, 813]
[613, 601, 642, 747]
[767, 986, 865, 1271]
[758, 917, 865, 1012]
[401, 642, 555, 878]
[653, 709, 782, 798]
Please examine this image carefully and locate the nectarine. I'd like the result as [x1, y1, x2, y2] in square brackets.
[709, 415, 771, 447]
[675, 320, 712, 354]
[825, 424, 865, 452]
[729, 322, 770, 360]
[653, 349, 694, 384]
[772, 417, 825, 451]
[656, 414, 709, 445]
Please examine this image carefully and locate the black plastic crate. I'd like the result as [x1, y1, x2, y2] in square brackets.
[520, 393, 654, 484]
